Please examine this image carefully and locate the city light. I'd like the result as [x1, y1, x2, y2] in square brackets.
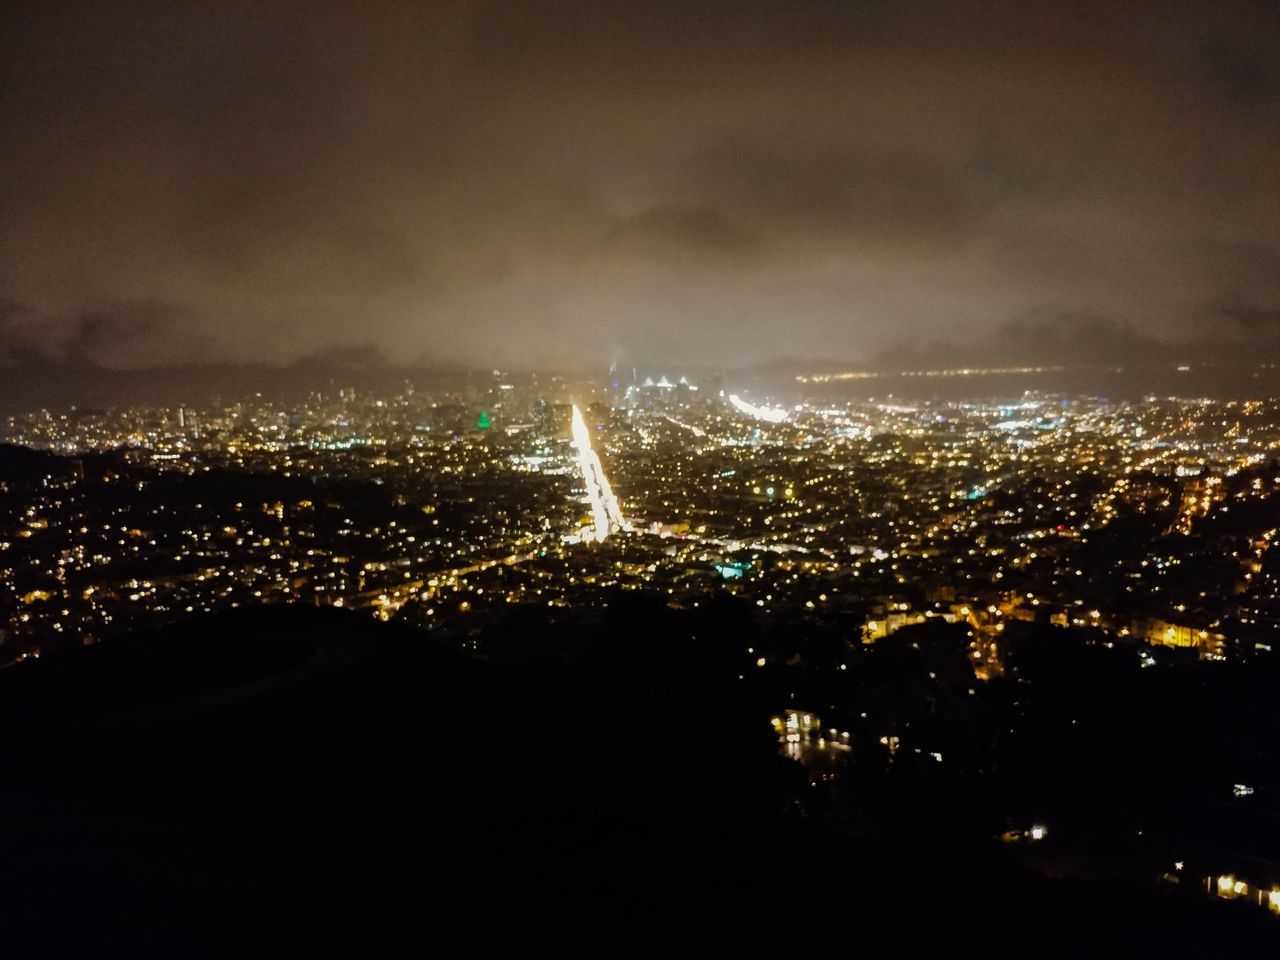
[570, 404, 630, 542]
[727, 394, 789, 424]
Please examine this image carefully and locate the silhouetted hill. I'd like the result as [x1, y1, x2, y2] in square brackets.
[0, 443, 73, 483]
[0, 605, 1269, 955]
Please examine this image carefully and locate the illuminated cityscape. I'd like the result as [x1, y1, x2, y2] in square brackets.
[8, 372, 1280, 665]
[6, 366, 1280, 938]
[5, 0, 1280, 951]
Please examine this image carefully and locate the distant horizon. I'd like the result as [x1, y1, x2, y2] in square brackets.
[7, 357, 1280, 416]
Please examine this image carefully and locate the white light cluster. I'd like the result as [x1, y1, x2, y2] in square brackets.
[727, 394, 789, 423]
[571, 404, 630, 542]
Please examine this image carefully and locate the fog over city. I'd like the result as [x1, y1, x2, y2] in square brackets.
[2, 0, 1278, 378]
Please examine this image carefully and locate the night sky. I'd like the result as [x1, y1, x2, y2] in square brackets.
[2, 1, 1278, 371]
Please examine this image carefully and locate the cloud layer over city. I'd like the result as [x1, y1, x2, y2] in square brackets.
[2, 0, 1278, 370]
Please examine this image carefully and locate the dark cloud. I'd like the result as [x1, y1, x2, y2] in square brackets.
[878, 314, 1172, 369]
[1197, 37, 1280, 112]
[879, 307, 1280, 371]
[0, 299, 27, 332]
[673, 141, 986, 254]
[609, 206, 758, 263]
[66, 301, 174, 364]
[288, 344, 391, 370]
[0, 300, 43, 366]
[1219, 301, 1280, 336]
[0, 0, 1278, 373]
[0, 298, 206, 367]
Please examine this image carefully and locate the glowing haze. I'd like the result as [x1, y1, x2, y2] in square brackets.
[1, 1, 1279, 373]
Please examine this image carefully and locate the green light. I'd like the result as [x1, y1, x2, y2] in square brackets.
[477, 411, 491, 430]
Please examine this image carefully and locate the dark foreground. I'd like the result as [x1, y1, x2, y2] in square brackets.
[0, 604, 1271, 955]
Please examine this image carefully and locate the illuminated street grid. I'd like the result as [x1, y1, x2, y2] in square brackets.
[3, 374, 1279, 667]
